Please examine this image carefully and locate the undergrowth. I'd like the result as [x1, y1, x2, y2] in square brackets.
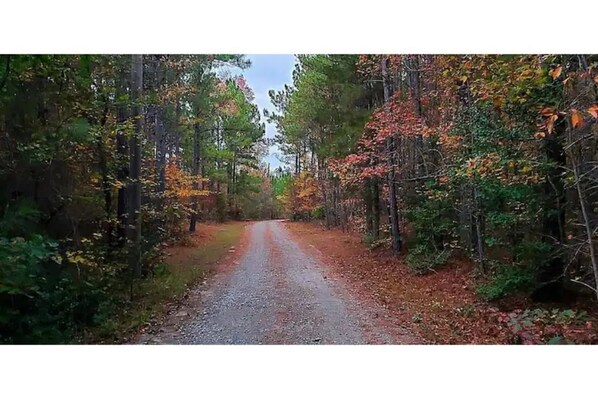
[86, 223, 244, 342]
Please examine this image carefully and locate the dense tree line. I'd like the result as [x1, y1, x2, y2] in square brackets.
[271, 55, 598, 304]
[0, 55, 270, 342]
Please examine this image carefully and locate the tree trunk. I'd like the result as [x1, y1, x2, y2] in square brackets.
[189, 123, 201, 232]
[365, 179, 374, 236]
[155, 57, 167, 194]
[174, 98, 181, 163]
[116, 58, 129, 248]
[573, 162, 598, 300]
[128, 54, 143, 279]
[408, 55, 425, 178]
[96, 101, 112, 248]
[156, 106, 167, 193]
[372, 178, 380, 239]
[381, 56, 401, 252]
[472, 185, 485, 273]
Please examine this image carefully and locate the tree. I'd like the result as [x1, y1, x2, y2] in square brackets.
[274, 54, 598, 303]
[381, 56, 401, 252]
[0, 54, 266, 342]
[128, 54, 143, 279]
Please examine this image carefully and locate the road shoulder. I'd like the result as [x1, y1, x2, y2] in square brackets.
[133, 221, 252, 344]
[281, 220, 422, 344]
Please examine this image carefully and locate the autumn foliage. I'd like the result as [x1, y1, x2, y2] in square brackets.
[272, 54, 598, 335]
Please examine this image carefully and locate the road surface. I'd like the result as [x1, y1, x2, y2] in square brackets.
[138, 220, 416, 344]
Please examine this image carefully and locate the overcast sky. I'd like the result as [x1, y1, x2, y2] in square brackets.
[243, 54, 296, 169]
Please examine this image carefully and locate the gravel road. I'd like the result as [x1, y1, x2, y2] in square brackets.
[140, 220, 416, 344]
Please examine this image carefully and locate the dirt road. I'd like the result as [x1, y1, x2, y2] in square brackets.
[138, 220, 417, 344]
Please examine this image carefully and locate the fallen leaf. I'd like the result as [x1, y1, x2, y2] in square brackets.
[551, 65, 563, 79]
[587, 105, 598, 119]
[541, 107, 554, 116]
[571, 110, 583, 128]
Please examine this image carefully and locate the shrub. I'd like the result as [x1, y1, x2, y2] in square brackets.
[406, 244, 451, 275]
[311, 206, 324, 220]
[0, 201, 125, 343]
[0, 234, 124, 343]
[477, 264, 535, 300]
[404, 179, 458, 275]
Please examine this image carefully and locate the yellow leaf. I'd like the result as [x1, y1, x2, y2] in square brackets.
[551, 65, 562, 79]
[571, 110, 583, 128]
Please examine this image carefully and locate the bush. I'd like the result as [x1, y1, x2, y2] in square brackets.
[362, 233, 387, 250]
[477, 265, 536, 300]
[310, 206, 324, 220]
[0, 201, 126, 343]
[406, 186, 457, 252]
[406, 244, 451, 275]
[0, 234, 124, 343]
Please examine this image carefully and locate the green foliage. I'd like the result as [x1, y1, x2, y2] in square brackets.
[500, 307, 589, 344]
[407, 183, 457, 250]
[270, 55, 371, 165]
[547, 336, 566, 345]
[0, 232, 121, 343]
[514, 308, 590, 326]
[361, 232, 379, 248]
[406, 244, 452, 275]
[0, 54, 265, 343]
[310, 206, 324, 220]
[405, 181, 456, 274]
[0, 199, 41, 237]
[405, 103, 555, 295]
[476, 265, 536, 300]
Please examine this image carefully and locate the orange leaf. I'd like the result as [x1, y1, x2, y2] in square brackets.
[587, 105, 598, 119]
[571, 110, 583, 128]
[541, 107, 553, 116]
[551, 66, 563, 79]
[534, 132, 546, 139]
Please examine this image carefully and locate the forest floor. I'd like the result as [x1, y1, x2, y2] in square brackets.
[136, 220, 418, 344]
[286, 221, 598, 344]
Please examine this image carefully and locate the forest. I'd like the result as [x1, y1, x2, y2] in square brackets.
[271, 55, 598, 301]
[0, 55, 277, 343]
[2, 54, 598, 344]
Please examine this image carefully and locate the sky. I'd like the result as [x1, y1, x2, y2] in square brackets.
[243, 54, 296, 169]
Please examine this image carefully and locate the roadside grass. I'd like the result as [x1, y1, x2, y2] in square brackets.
[87, 222, 245, 342]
